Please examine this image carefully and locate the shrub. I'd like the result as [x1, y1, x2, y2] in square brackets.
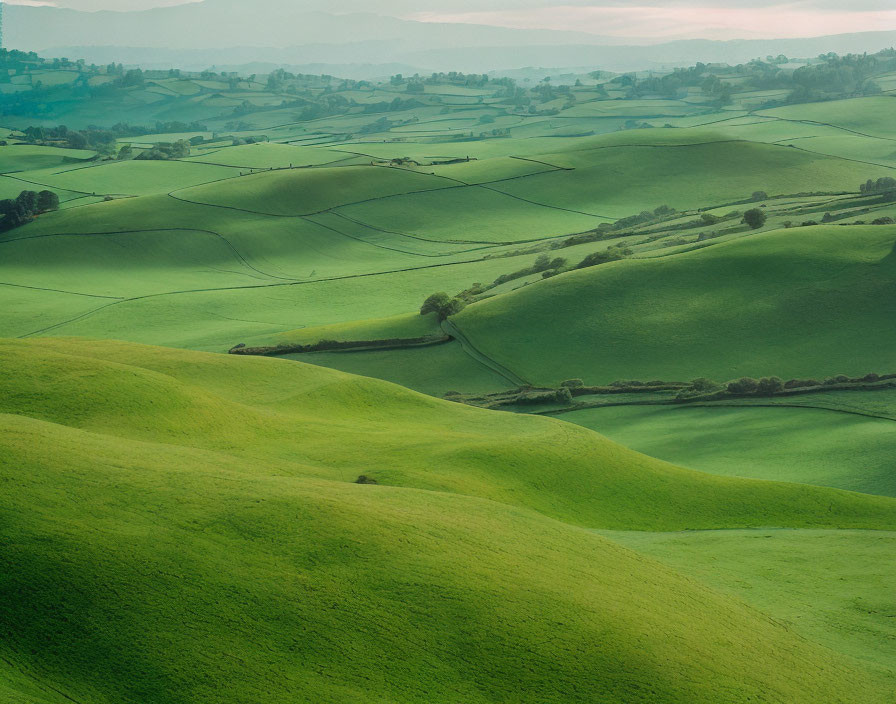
[575, 246, 631, 270]
[36, 190, 59, 213]
[824, 375, 850, 385]
[690, 378, 718, 392]
[533, 254, 567, 272]
[784, 378, 821, 389]
[420, 292, 466, 321]
[742, 208, 767, 229]
[555, 388, 573, 404]
[420, 292, 450, 316]
[872, 217, 895, 225]
[560, 379, 584, 388]
[751, 191, 768, 201]
[727, 377, 759, 394]
[457, 282, 485, 301]
[757, 376, 784, 395]
[355, 475, 378, 484]
[516, 389, 571, 405]
[861, 373, 880, 382]
[801, 220, 819, 226]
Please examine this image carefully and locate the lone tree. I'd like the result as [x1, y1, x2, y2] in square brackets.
[420, 292, 466, 321]
[743, 208, 767, 229]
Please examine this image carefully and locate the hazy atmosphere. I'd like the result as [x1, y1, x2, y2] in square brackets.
[7, 0, 896, 39]
[2, 1, 895, 703]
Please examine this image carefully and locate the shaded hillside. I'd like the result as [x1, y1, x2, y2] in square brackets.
[453, 224, 896, 385]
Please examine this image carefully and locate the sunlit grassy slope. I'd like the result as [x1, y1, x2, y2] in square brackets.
[757, 96, 896, 139]
[2, 338, 895, 704]
[454, 224, 896, 385]
[484, 130, 878, 217]
[566, 403, 896, 497]
[4, 338, 894, 531]
[600, 529, 896, 682]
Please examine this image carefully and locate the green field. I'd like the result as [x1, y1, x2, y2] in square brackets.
[600, 529, 896, 680]
[565, 402, 896, 496]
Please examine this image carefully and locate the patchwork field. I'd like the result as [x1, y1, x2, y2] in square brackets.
[3, 52, 896, 704]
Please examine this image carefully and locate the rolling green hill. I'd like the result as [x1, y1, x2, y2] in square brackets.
[453, 224, 896, 385]
[5, 338, 894, 531]
[2, 338, 895, 704]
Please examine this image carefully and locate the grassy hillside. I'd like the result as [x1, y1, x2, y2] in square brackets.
[175, 165, 457, 216]
[601, 529, 896, 681]
[758, 96, 896, 139]
[6, 124, 890, 351]
[4, 338, 894, 531]
[454, 224, 896, 385]
[567, 403, 896, 496]
[488, 131, 878, 217]
[2, 338, 894, 704]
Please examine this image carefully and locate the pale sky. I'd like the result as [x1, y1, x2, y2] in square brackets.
[409, 5, 896, 39]
[7, 0, 896, 39]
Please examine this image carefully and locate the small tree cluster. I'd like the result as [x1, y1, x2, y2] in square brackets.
[134, 140, 191, 161]
[596, 205, 677, 234]
[420, 292, 466, 321]
[859, 177, 896, 195]
[0, 190, 59, 230]
[490, 254, 568, 289]
[575, 245, 632, 270]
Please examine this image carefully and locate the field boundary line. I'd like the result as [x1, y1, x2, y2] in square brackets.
[0, 280, 123, 299]
[442, 318, 530, 387]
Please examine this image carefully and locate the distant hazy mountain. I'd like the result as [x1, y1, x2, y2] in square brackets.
[4, 3, 620, 53]
[6, 0, 896, 75]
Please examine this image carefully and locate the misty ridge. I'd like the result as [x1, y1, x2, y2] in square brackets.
[6, 0, 896, 77]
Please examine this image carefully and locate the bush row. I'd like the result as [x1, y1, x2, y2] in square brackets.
[229, 334, 449, 357]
